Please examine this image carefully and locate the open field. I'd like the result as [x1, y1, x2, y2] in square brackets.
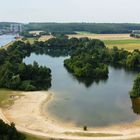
[68, 33, 140, 51]
[22, 37, 37, 44]
[0, 89, 23, 107]
[104, 39, 140, 51]
[68, 33, 132, 40]
[38, 35, 53, 42]
[23, 33, 140, 51]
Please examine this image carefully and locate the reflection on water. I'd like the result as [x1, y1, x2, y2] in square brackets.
[24, 53, 140, 127]
[64, 67, 109, 88]
[131, 98, 140, 115]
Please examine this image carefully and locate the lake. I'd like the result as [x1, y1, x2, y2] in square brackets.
[0, 34, 16, 47]
[24, 53, 140, 127]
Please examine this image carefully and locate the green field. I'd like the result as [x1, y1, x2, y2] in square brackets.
[104, 39, 140, 45]
[104, 39, 140, 51]
[0, 89, 23, 107]
[22, 37, 37, 44]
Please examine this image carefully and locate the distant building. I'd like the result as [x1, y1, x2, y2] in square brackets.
[10, 24, 22, 33]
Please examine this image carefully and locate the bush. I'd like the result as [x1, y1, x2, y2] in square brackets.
[83, 125, 87, 131]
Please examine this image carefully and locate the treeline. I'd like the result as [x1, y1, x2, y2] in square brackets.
[23, 35, 106, 56]
[130, 74, 140, 98]
[0, 119, 25, 140]
[0, 41, 51, 91]
[2, 22, 140, 34]
[24, 23, 140, 34]
[105, 47, 140, 69]
[130, 33, 140, 39]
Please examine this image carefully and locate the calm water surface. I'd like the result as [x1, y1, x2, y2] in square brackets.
[0, 34, 16, 47]
[24, 53, 139, 127]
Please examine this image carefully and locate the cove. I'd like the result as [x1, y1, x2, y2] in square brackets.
[23, 53, 139, 127]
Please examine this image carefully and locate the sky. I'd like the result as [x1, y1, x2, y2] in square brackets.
[0, 0, 140, 23]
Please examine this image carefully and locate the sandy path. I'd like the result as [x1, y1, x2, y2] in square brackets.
[0, 91, 140, 140]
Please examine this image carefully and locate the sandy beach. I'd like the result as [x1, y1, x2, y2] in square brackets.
[1, 91, 140, 140]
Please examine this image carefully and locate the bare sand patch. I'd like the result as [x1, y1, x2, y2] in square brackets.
[0, 91, 140, 139]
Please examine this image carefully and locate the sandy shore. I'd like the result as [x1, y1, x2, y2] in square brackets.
[1, 91, 140, 140]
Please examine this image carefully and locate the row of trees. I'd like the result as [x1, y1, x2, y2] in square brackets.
[24, 23, 140, 34]
[130, 33, 140, 39]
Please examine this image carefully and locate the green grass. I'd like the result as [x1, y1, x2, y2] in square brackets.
[22, 37, 38, 44]
[104, 39, 140, 51]
[25, 133, 57, 140]
[65, 132, 121, 137]
[0, 89, 23, 108]
[25, 133, 140, 140]
[104, 39, 140, 45]
[25, 134, 45, 140]
[26, 38, 37, 44]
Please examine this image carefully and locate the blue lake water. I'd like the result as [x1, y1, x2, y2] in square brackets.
[24, 53, 139, 127]
[0, 34, 16, 47]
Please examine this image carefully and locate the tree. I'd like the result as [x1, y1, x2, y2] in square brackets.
[130, 74, 140, 98]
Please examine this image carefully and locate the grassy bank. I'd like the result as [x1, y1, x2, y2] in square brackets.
[25, 134, 46, 140]
[65, 132, 121, 137]
[0, 89, 23, 107]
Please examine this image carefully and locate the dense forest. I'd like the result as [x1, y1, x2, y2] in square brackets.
[23, 23, 140, 34]
[2, 22, 140, 34]
[0, 35, 140, 94]
[0, 119, 25, 140]
[0, 41, 51, 91]
[63, 37, 140, 79]
[64, 40, 109, 79]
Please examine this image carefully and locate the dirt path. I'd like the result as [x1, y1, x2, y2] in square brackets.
[0, 91, 140, 140]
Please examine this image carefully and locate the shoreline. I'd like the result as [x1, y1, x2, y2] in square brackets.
[0, 91, 140, 139]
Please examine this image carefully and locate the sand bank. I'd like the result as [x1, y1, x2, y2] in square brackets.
[0, 91, 140, 140]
